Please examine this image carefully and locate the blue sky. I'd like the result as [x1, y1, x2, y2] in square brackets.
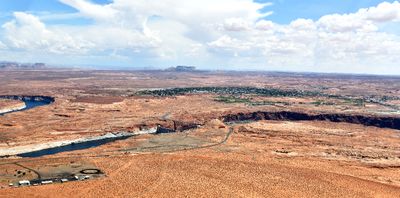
[0, 0, 400, 74]
[265, 0, 394, 23]
[1, 0, 394, 24]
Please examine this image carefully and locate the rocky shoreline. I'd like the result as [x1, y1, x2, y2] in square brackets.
[0, 128, 157, 157]
[0, 102, 26, 115]
[0, 95, 54, 116]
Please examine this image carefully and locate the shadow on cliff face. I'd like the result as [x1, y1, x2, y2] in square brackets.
[155, 111, 400, 135]
[221, 111, 400, 130]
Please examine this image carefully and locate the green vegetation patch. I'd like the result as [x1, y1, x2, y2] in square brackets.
[249, 101, 290, 106]
[214, 95, 291, 106]
[343, 98, 365, 107]
[310, 100, 336, 106]
[137, 87, 400, 109]
[214, 95, 252, 103]
[137, 87, 321, 97]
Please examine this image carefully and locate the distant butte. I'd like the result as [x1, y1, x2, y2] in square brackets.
[0, 61, 47, 70]
[165, 65, 197, 72]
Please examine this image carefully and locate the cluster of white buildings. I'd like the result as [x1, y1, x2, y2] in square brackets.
[9, 175, 91, 187]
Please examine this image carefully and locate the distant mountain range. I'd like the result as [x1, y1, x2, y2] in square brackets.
[165, 66, 197, 72]
[0, 61, 47, 70]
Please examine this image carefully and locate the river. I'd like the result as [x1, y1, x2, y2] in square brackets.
[0, 96, 54, 116]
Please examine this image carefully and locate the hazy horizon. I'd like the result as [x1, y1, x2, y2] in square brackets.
[3, 60, 400, 77]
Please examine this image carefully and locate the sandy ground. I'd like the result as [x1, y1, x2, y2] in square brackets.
[0, 99, 22, 109]
[1, 120, 399, 197]
[1, 149, 399, 198]
[0, 70, 399, 197]
[0, 99, 25, 114]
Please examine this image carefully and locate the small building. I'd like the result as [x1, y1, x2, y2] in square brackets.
[75, 175, 90, 180]
[18, 180, 30, 186]
[30, 180, 41, 186]
[41, 180, 53, 185]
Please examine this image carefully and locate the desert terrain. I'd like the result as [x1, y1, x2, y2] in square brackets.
[0, 99, 26, 115]
[0, 99, 23, 109]
[0, 69, 399, 197]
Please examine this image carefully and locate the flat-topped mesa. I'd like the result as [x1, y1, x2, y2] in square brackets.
[0, 61, 47, 70]
[165, 66, 197, 72]
[221, 111, 400, 130]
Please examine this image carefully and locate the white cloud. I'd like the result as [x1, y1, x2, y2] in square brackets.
[223, 18, 251, 31]
[317, 1, 400, 33]
[59, 0, 117, 21]
[208, 35, 251, 51]
[255, 20, 274, 31]
[205, 1, 400, 73]
[317, 13, 377, 33]
[0, 41, 6, 49]
[363, 1, 400, 22]
[1, 12, 159, 55]
[0, 0, 271, 59]
[290, 19, 316, 31]
[2, 12, 94, 54]
[0, 0, 400, 74]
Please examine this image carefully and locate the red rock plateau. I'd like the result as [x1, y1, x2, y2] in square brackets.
[0, 70, 399, 197]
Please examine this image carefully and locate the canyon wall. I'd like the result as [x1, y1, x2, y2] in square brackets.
[222, 111, 400, 130]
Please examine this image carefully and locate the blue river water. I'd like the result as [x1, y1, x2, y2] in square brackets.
[0, 96, 54, 116]
[17, 136, 132, 158]
[0, 96, 139, 158]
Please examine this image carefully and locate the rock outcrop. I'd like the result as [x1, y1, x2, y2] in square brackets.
[222, 111, 400, 130]
[0, 102, 26, 114]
